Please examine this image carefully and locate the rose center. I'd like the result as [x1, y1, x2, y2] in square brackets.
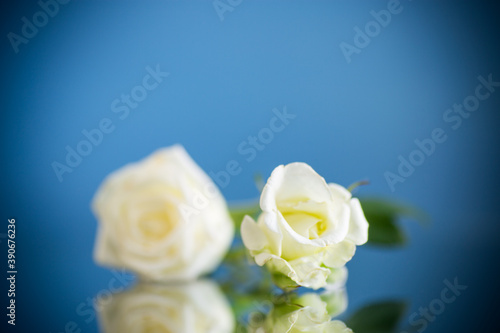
[282, 211, 328, 240]
[138, 211, 173, 241]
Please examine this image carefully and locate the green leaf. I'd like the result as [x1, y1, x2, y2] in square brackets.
[346, 300, 408, 333]
[359, 198, 428, 224]
[359, 197, 428, 246]
[366, 214, 407, 246]
[271, 273, 300, 292]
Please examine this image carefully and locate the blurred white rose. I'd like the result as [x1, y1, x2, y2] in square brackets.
[251, 293, 352, 333]
[241, 163, 368, 289]
[93, 145, 234, 281]
[97, 280, 234, 333]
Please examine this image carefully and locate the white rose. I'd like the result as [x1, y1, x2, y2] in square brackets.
[97, 280, 234, 333]
[241, 162, 368, 289]
[93, 145, 234, 281]
[255, 293, 352, 333]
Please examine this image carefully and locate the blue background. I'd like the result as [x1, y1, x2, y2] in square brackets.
[1, 0, 500, 332]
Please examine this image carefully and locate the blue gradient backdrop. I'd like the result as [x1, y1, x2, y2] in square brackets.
[1, 0, 500, 332]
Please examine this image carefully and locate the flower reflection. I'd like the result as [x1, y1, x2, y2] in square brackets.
[97, 279, 234, 333]
[246, 288, 351, 333]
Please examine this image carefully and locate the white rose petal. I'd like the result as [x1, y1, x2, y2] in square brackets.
[345, 198, 370, 245]
[326, 320, 354, 333]
[322, 241, 356, 268]
[241, 215, 268, 251]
